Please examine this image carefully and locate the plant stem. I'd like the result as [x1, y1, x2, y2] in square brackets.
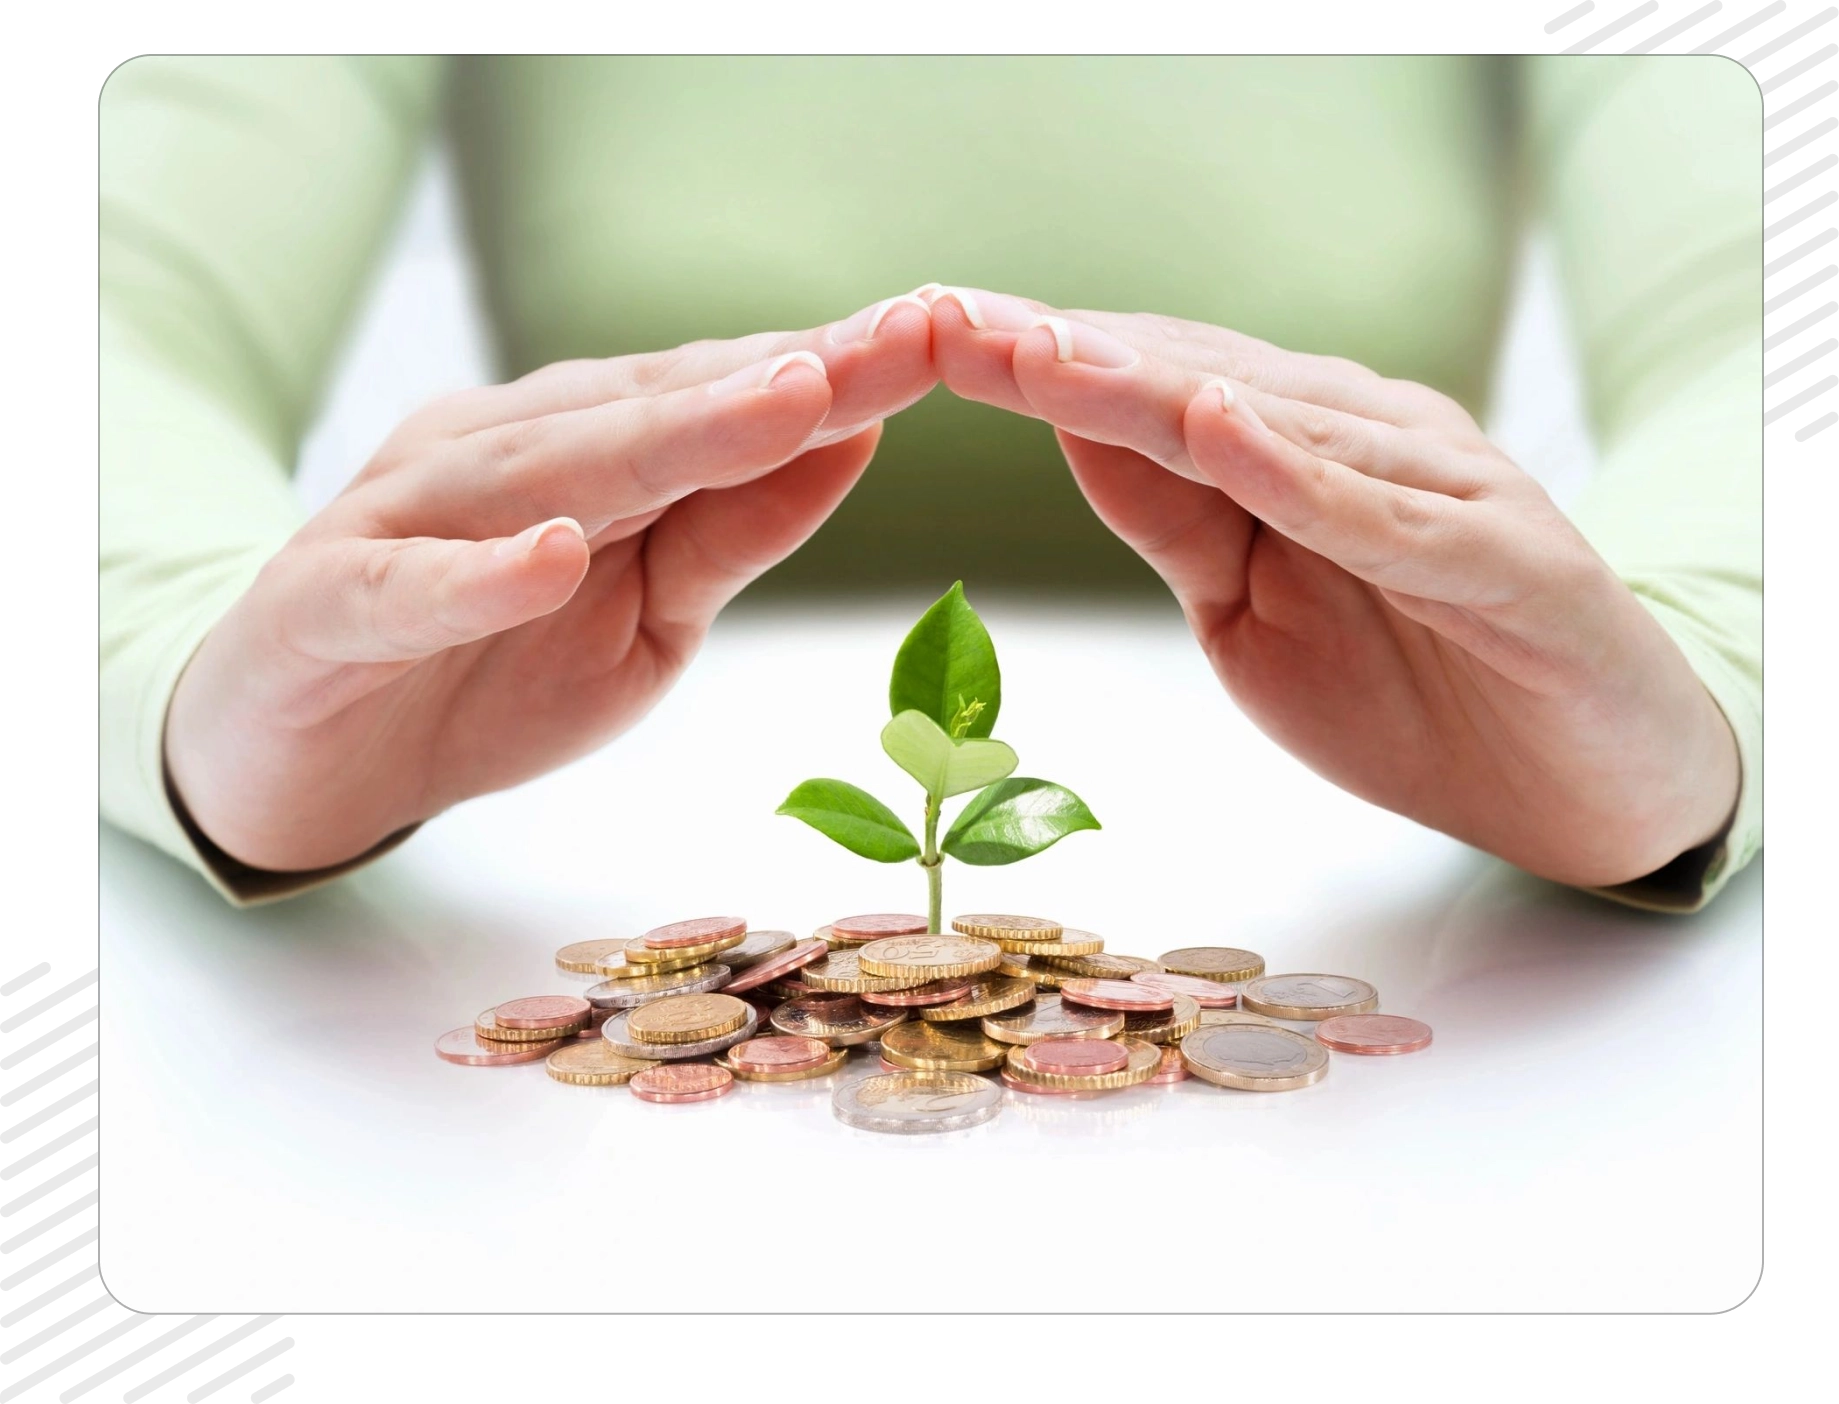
[921, 792, 942, 934]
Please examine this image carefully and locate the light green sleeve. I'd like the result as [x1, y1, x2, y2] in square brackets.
[1524, 56, 1762, 911]
[101, 57, 443, 898]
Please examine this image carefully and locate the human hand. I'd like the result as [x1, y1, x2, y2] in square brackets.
[165, 294, 936, 872]
[925, 286, 1739, 888]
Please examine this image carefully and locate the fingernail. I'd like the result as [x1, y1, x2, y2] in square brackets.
[826, 294, 929, 345]
[1030, 316, 1139, 368]
[707, 350, 828, 396]
[925, 286, 1038, 332]
[1204, 377, 1266, 432]
[495, 516, 583, 558]
[911, 282, 944, 299]
[1207, 378, 1235, 411]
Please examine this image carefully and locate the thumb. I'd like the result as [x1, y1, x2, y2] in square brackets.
[281, 518, 591, 665]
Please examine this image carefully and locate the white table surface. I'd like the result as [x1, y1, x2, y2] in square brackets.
[99, 598, 1760, 1314]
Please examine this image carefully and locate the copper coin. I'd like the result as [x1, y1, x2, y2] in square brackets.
[642, 916, 747, 950]
[723, 939, 828, 994]
[1022, 1037, 1130, 1076]
[1059, 979, 1174, 1012]
[1131, 970, 1238, 1008]
[860, 977, 977, 1008]
[476, 1008, 582, 1042]
[726, 1035, 832, 1072]
[435, 1027, 567, 1065]
[1147, 1045, 1191, 1083]
[1315, 1014, 1433, 1055]
[494, 995, 592, 1030]
[629, 1063, 735, 1103]
[879, 1058, 905, 1073]
[831, 913, 929, 939]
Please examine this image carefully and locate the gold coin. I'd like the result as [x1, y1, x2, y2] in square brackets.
[952, 913, 1063, 940]
[1157, 946, 1266, 983]
[1003, 1037, 1161, 1091]
[982, 993, 1126, 1045]
[1035, 951, 1159, 979]
[716, 1046, 850, 1082]
[1119, 994, 1203, 1045]
[595, 948, 705, 978]
[771, 993, 908, 1046]
[1241, 974, 1378, 1021]
[475, 1009, 585, 1042]
[987, 928, 1105, 957]
[916, 977, 1037, 1023]
[857, 935, 1002, 980]
[544, 1041, 659, 1086]
[554, 938, 630, 974]
[625, 993, 750, 1045]
[799, 949, 933, 994]
[880, 1021, 1008, 1073]
[996, 954, 1066, 989]
[1179, 1023, 1329, 1090]
[813, 923, 870, 949]
[622, 932, 746, 967]
[1199, 1009, 1282, 1029]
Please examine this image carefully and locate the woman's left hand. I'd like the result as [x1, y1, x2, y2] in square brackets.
[924, 285, 1739, 889]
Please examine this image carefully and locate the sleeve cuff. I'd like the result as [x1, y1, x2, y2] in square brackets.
[1586, 593, 1762, 914]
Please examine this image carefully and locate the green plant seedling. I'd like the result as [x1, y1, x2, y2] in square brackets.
[777, 582, 1100, 931]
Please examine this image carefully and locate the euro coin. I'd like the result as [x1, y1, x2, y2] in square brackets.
[1130, 969, 1238, 1008]
[1179, 1024, 1329, 1091]
[641, 916, 746, 949]
[1021, 1037, 1129, 1076]
[725, 1035, 832, 1071]
[800, 948, 933, 994]
[1242, 974, 1379, 1020]
[879, 1021, 1008, 1073]
[584, 964, 730, 1009]
[718, 1046, 850, 1082]
[987, 928, 1104, 957]
[916, 976, 1036, 1023]
[435, 1027, 568, 1065]
[629, 1063, 734, 1103]
[623, 932, 745, 968]
[1315, 1014, 1432, 1054]
[982, 993, 1126, 1045]
[860, 977, 977, 1008]
[494, 995, 592, 1030]
[858, 935, 1002, 980]
[1035, 952, 1159, 980]
[554, 938, 630, 974]
[771, 993, 909, 1047]
[544, 1041, 659, 1086]
[997, 953, 1067, 989]
[1120, 994, 1203, 1045]
[813, 922, 867, 949]
[722, 939, 828, 994]
[1157, 946, 1265, 983]
[1059, 979, 1174, 1012]
[714, 930, 797, 969]
[831, 913, 929, 940]
[601, 1005, 759, 1060]
[1002, 1037, 1160, 1092]
[1147, 1044, 1190, 1083]
[475, 1008, 584, 1042]
[626, 993, 750, 1045]
[831, 1070, 1002, 1134]
[952, 914, 1063, 940]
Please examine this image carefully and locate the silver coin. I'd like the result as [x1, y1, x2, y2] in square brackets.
[981, 992, 1125, 1045]
[600, 1005, 759, 1060]
[585, 964, 732, 1009]
[770, 993, 908, 1046]
[1241, 973, 1379, 1020]
[831, 1070, 1002, 1135]
[715, 929, 797, 969]
[1178, 1023, 1329, 1090]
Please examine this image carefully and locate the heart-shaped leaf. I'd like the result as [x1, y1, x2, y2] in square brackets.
[888, 581, 1001, 739]
[776, 779, 921, 862]
[881, 710, 1018, 799]
[941, 777, 1101, 866]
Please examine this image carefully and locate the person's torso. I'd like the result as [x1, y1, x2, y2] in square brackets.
[447, 56, 1517, 590]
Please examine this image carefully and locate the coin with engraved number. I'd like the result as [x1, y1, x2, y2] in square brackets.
[555, 939, 631, 974]
[1130, 970, 1239, 1008]
[1315, 1014, 1432, 1054]
[494, 995, 592, 1030]
[642, 916, 747, 949]
[584, 965, 730, 1009]
[1059, 979, 1174, 1013]
[982, 993, 1126, 1046]
[831, 913, 930, 940]
[770, 993, 909, 1047]
[860, 977, 977, 1008]
[1157, 947, 1266, 983]
[1021, 1037, 1130, 1076]
[1179, 1024, 1330, 1090]
[800, 948, 933, 994]
[1121, 995, 1203, 1045]
[601, 1005, 759, 1060]
[952, 914, 1063, 940]
[626, 993, 750, 1045]
[475, 1008, 584, 1043]
[629, 1063, 734, 1103]
[831, 1070, 1003, 1134]
[917, 977, 1037, 1023]
[879, 1021, 1008, 1073]
[1003, 1037, 1160, 1092]
[718, 1046, 850, 1082]
[436, 1027, 568, 1065]
[858, 935, 1003, 980]
[544, 1041, 659, 1086]
[721, 939, 828, 994]
[725, 1035, 832, 1072]
[712, 930, 797, 969]
[1036, 952, 1159, 980]
[1242, 974, 1379, 1020]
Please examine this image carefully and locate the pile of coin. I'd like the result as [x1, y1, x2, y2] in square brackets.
[436, 912, 1433, 1133]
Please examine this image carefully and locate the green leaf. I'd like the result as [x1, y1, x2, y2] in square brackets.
[889, 581, 1002, 739]
[776, 779, 921, 862]
[941, 778, 1101, 866]
[880, 710, 1018, 800]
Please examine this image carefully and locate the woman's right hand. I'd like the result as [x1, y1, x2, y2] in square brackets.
[164, 294, 936, 873]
